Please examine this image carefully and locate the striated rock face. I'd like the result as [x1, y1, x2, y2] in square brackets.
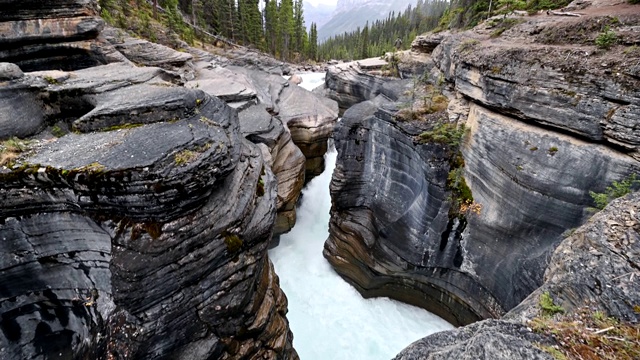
[433, 35, 640, 158]
[238, 104, 306, 235]
[0, 1, 300, 359]
[326, 97, 499, 325]
[325, 63, 392, 111]
[227, 66, 338, 180]
[0, 64, 297, 359]
[506, 191, 640, 323]
[395, 191, 640, 359]
[278, 83, 338, 178]
[0, 0, 115, 72]
[324, 1, 640, 328]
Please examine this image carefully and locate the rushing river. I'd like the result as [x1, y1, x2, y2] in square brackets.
[268, 73, 453, 360]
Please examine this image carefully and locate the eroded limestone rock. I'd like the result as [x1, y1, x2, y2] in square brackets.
[0, 2, 299, 356]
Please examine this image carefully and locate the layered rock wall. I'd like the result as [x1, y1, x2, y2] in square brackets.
[0, 1, 302, 358]
[324, 3, 640, 327]
[395, 191, 640, 359]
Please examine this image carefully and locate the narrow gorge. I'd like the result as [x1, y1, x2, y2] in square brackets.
[321, 0, 640, 357]
[1, 0, 639, 359]
[0, 0, 337, 358]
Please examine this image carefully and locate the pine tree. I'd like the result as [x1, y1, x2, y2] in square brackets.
[279, 0, 294, 61]
[293, 0, 305, 56]
[264, 0, 279, 55]
[308, 22, 318, 61]
[360, 23, 369, 59]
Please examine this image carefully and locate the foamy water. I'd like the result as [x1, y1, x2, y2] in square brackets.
[270, 76, 453, 359]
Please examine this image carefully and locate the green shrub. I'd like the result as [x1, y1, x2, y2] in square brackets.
[595, 26, 618, 49]
[51, 125, 65, 138]
[418, 123, 467, 147]
[539, 291, 564, 316]
[589, 173, 639, 209]
[223, 231, 243, 252]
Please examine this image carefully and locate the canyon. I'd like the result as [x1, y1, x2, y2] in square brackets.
[0, 0, 337, 358]
[321, 0, 640, 357]
[1, 0, 639, 359]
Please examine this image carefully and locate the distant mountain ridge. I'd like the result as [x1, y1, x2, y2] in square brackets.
[303, 1, 335, 31]
[318, 0, 418, 41]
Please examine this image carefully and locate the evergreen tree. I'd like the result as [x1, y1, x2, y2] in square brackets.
[318, 0, 449, 61]
[264, 0, 279, 55]
[279, 0, 294, 60]
[308, 22, 318, 61]
[360, 23, 369, 59]
[293, 0, 305, 56]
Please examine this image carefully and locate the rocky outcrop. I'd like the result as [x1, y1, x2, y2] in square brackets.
[0, 62, 297, 360]
[325, 62, 393, 111]
[277, 83, 338, 178]
[394, 319, 555, 360]
[102, 28, 193, 70]
[238, 104, 306, 235]
[229, 66, 338, 180]
[0, 0, 119, 72]
[0, 1, 300, 359]
[507, 191, 640, 323]
[182, 58, 335, 234]
[395, 191, 640, 359]
[433, 34, 640, 159]
[324, 0, 640, 329]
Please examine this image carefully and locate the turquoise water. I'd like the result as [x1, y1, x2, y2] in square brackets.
[270, 74, 452, 359]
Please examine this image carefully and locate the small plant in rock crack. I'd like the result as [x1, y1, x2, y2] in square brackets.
[0, 137, 32, 167]
[589, 173, 639, 210]
[539, 291, 564, 316]
[595, 26, 618, 50]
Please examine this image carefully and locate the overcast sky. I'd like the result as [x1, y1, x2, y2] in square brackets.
[305, 0, 338, 6]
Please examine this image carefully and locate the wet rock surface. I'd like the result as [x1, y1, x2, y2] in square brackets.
[395, 192, 640, 359]
[323, 0, 640, 333]
[0, 1, 306, 359]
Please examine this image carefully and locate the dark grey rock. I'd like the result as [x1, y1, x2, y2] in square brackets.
[397, 191, 640, 359]
[0, 85, 44, 139]
[507, 192, 640, 323]
[325, 64, 391, 111]
[0, 2, 298, 356]
[393, 320, 554, 360]
[73, 84, 203, 132]
[106, 33, 193, 69]
[238, 104, 306, 235]
[432, 34, 640, 153]
[411, 32, 449, 54]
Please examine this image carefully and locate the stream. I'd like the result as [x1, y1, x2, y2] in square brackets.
[268, 74, 453, 359]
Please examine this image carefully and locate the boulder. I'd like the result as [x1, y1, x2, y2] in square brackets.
[0, 84, 44, 139]
[325, 63, 391, 111]
[0, 62, 23, 80]
[187, 65, 256, 103]
[394, 320, 554, 360]
[288, 74, 303, 85]
[411, 32, 449, 54]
